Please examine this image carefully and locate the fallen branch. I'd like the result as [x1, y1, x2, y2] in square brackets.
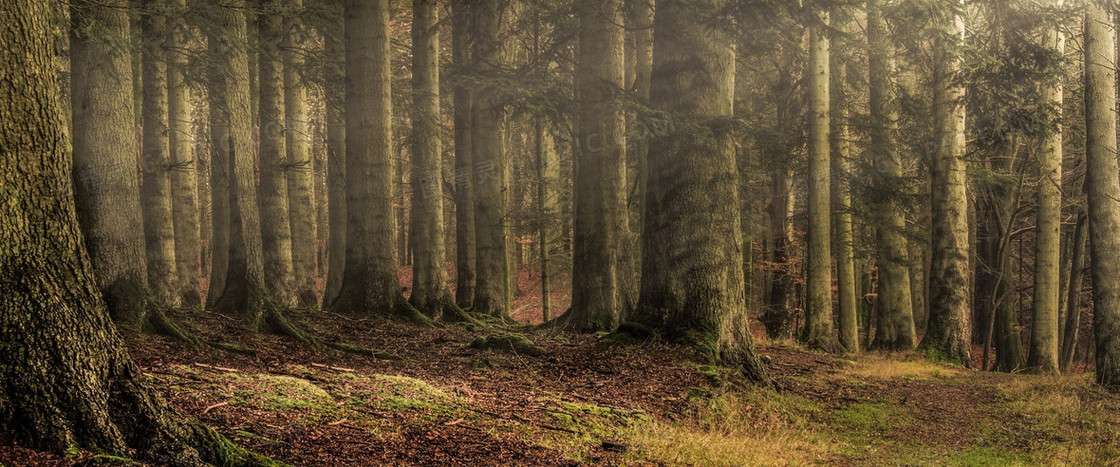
[202, 401, 229, 414]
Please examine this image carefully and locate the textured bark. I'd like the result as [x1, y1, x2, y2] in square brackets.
[635, 0, 770, 385]
[333, 0, 410, 317]
[867, 0, 916, 351]
[70, 0, 150, 327]
[564, 0, 628, 332]
[322, 0, 346, 308]
[1028, 13, 1064, 374]
[451, 0, 476, 307]
[536, 123, 560, 322]
[628, 0, 653, 243]
[168, 0, 202, 307]
[762, 42, 799, 340]
[1083, 2, 1120, 392]
[409, 0, 457, 318]
[0, 3, 264, 462]
[923, 1, 972, 365]
[1060, 210, 1087, 371]
[258, 0, 298, 309]
[471, 0, 511, 319]
[830, 9, 859, 354]
[140, 0, 182, 310]
[206, 0, 271, 321]
[805, 7, 838, 351]
[284, 0, 319, 308]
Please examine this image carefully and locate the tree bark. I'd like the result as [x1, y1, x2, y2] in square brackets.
[70, 0, 150, 328]
[1060, 209, 1087, 371]
[805, 6, 838, 351]
[139, 0, 182, 310]
[451, 0, 477, 308]
[333, 0, 414, 319]
[1028, 10, 1064, 374]
[322, 0, 346, 308]
[635, 0, 770, 385]
[867, 0, 916, 351]
[409, 0, 457, 318]
[168, 0, 202, 307]
[284, 0, 319, 308]
[470, 0, 511, 319]
[0, 2, 264, 461]
[258, 0, 298, 309]
[923, 0, 973, 365]
[1083, 1, 1120, 392]
[830, 7, 859, 354]
[564, 0, 628, 332]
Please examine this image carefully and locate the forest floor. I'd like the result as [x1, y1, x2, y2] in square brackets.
[3, 307, 1120, 466]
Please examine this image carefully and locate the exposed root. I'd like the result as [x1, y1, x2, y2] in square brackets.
[264, 309, 318, 347]
[147, 308, 200, 346]
[207, 341, 258, 356]
[470, 332, 547, 357]
[325, 342, 403, 361]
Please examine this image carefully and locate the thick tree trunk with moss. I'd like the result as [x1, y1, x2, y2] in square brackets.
[409, 0, 457, 318]
[333, 0, 412, 318]
[634, 0, 770, 385]
[867, 0, 916, 351]
[471, 0, 511, 319]
[140, 0, 182, 310]
[923, 1, 973, 365]
[257, 0, 298, 309]
[206, 0, 271, 321]
[168, 0, 202, 307]
[451, 0, 476, 307]
[804, 7, 838, 351]
[1083, 2, 1120, 392]
[1028, 13, 1064, 374]
[70, 0, 150, 328]
[284, 0, 319, 308]
[830, 8, 858, 354]
[322, 0, 346, 308]
[563, 0, 628, 332]
[0, 3, 265, 462]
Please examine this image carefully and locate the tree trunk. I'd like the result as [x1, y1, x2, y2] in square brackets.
[0, 3, 264, 461]
[635, 0, 770, 385]
[923, 1, 973, 365]
[1028, 11, 1064, 374]
[805, 6, 838, 351]
[206, 0, 271, 322]
[257, 0, 298, 309]
[867, 0, 916, 350]
[70, 0, 150, 328]
[830, 7, 858, 354]
[322, 0, 346, 308]
[333, 0, 414, 319]
[409, 0, 457, 318]
[1060, 209, 1087, 371]
[536, 122, 560, 323]
[1083, 2, 1120, 392]
[168, 0, 202, 307]
[471, 0, 511, 319]
[284, 0, 319, 308]
[564, 0, 628, 332]
[451, 0, 476, 308]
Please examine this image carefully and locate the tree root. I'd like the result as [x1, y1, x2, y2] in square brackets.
[147, 308, 200, 346]
[325, 342, 403, 361]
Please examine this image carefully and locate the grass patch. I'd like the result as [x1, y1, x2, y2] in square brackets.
[837, 353, 962, 381]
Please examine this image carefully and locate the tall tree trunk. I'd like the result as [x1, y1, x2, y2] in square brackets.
[70, 0, 150, 328]
[333, 0, 415, 319]
[1083, 2, 1120, 392]
[923, 0, 973, 365]
[471, 0, 511, 319]
[285, 0, 319, 308]
[867, 0, 916, 350]
[206, 0, 271, 322]
[258, 0, 298, 309]
[451, 0, 476, 307]
[409, 0, 457, 318]
[831, 7, 859, 354]
[805, 6, 838, 351]
[628, 0, 653, 244]
[635, 0, 770, 385]
[536, 122, 560, 323]
[1028, 11, 1064, 374]
[1060, 209, 1087, 371]
[0, 2, 263, 461]
[140, 0, 182, 310]
[322, 0, 346, 307]
[564, 0, 627, 332]
[168, 0, 202, 307]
